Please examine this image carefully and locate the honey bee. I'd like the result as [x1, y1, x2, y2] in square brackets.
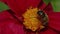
[37, 10, 48, 26]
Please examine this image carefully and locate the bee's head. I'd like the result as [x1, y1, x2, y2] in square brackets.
[37, 10, 45, 18]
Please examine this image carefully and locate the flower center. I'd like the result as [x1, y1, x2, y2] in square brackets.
[22, 7, 48, 31]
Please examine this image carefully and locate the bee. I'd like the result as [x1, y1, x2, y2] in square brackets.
[37, 10, 48, 27]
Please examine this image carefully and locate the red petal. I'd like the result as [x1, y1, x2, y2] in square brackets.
[43, 2, 60, 33]
[44, 2, 60, 32]
[48, 12, 60, 31]
[40, 29, 57, 34]
[0, 10, 13, 22]
[0, 11, 25, 34]
[44, 3, 53, 14]
[1, 0, 46, 16]
[0, 20, 25, 34]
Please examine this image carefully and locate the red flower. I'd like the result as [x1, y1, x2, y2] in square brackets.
[0, 0, 60, 34]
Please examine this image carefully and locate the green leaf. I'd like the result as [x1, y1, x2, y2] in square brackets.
[51, 0, 60, 12]
[0, 2, 9, 12]
[43, 0, 60, 12]
[43, 0, 52, 5]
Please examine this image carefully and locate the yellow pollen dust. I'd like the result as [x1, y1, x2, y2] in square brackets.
[22, 7, 44, 31]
